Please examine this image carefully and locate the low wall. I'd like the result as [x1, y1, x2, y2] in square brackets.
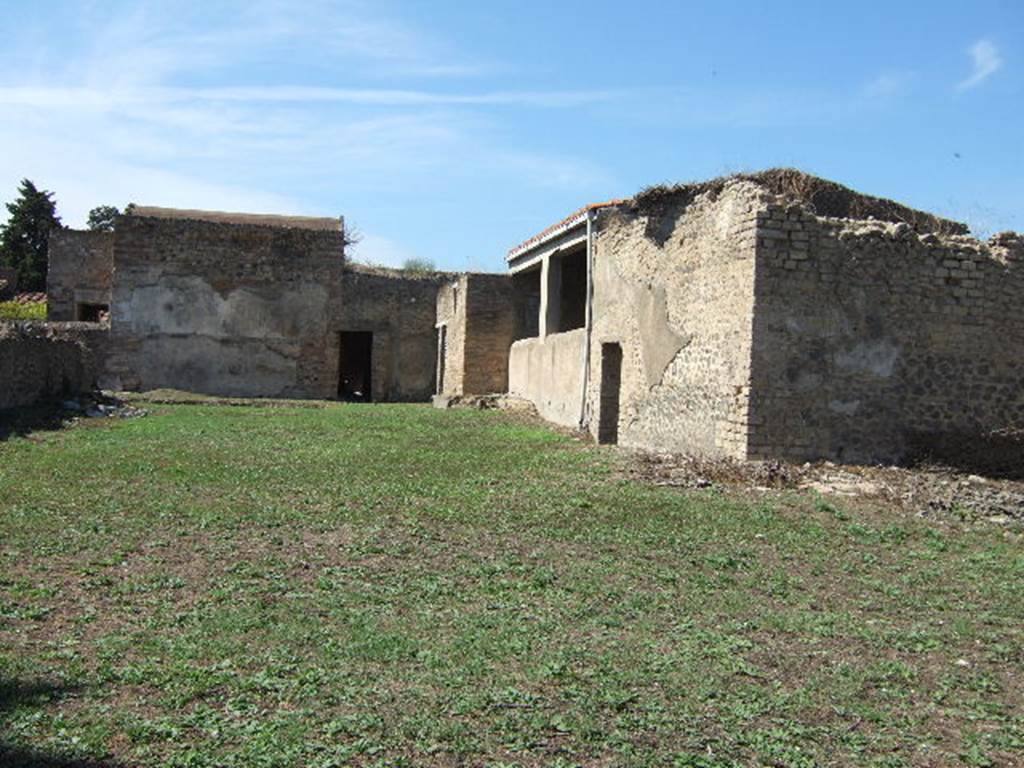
[508, 329, 585, 427]
[0, 322, 107, 410]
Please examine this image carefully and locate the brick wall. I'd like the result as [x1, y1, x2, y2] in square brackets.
[0, 322, 107, 410]
[46, 230, 114, 321]
[750, 205, 1024, 463]
[105, 215, 346, 397]
[436, 273, 517, 397]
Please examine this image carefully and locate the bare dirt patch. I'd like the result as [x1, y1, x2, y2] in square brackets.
[623, 450, 1024, 525]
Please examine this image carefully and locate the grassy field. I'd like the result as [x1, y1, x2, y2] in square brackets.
[1, 403, 1021, 767]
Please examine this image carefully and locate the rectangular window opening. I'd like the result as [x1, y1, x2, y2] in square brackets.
[76, 303, 109, 323]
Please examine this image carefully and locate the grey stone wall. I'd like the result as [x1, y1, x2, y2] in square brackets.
[437, 273, 517, 397]
[337, 266, 446, 401]
[749, 205, 1024, 464]
[584, 182, 762, 457]
[0, 322, 107, 410]
[105, 215, 346, 397]
[436, 277, 466, 396]
[46, 230, 114, 321]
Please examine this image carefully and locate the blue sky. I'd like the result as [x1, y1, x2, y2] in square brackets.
[1, 1, 1020, 272]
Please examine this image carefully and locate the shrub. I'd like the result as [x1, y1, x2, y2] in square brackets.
[0, 300, 46, 320]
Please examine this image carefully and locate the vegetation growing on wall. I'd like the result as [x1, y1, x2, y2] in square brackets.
[0, 299, 46, 320]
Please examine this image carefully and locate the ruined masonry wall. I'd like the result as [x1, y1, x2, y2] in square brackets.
[105, 216, 345, 398]
[336, 268, 445, 402]
[47, 230, 114, 321]
[462, 274, 516, 395]
[435, 277, 467, 396]
[586, 182, 762, 458]
[750, 204, 1024, 463]
[0, 322, 107, 409]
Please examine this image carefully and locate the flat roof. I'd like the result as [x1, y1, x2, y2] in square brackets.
[129, 206, 343, 232]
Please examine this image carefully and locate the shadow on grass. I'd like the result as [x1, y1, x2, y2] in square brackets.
[0, 402, 72, 443]
[0, 678, 120, 767]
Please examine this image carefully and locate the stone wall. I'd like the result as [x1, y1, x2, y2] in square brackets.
[462, 274, 516, 394]
[47, 230, 114, 321]
[437, 273, 517, 397]
[105, 215, 346, 398]
[0, 322, 107, 410]
[509, 329, 587, 426]
[749, 205, 1024, 464]
[583, 182, 761, 457]
[337, 266, 446, 401]
[435, 277, 466, 396]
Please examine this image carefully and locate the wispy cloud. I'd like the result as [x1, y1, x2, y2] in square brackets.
[0, 85, 610, 109]
[956, 39, 1003, 91]
[0, 0, 610, 237]
[861, 72, 913, 100]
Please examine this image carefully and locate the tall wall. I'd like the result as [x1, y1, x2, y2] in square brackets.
[437, 273, 517, 397]
[0, 322, 107, 410]
[435, 277, 467, 396]
[47, 230, 114, 321]
[105, 215, 345, 398]
[749, 206, 1024, 463]
[337, 266, 445, 401]
[463, 274, 516, 394]
[583, 182, 762, 457]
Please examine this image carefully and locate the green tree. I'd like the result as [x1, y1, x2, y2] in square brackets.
[87, 204, 120, 231]
[0, 179, 62, 292]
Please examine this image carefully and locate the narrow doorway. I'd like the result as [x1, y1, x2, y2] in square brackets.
[338, 331, 373, 402]
[597, 343, 622, 444]
[436, 325, 447, 395]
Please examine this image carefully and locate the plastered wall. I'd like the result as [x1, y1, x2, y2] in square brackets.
[584, 182, 762, 457]
[105, 215, 345, 397]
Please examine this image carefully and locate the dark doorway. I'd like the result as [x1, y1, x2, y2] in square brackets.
[597, 343, 622, 444]
[339, 331, 373, 401]
[76, 303, 109, 322]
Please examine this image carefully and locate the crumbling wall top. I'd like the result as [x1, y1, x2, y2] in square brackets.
[631, 168, 970, 236]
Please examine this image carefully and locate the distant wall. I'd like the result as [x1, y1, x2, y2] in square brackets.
[47, 230, 114, 321]
[509, 329, 586, 427]
[584, 182, 761, 458]
[105, 215, 345, 398]
[0, 322, 107, 410]
[435, 277, 466, 396]
[750, 206, 1024, 463]
[337, 267, 445, 401]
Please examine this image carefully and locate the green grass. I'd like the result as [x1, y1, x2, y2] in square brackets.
[0, 300, 46, 320]
[0, 403, 1021, 767]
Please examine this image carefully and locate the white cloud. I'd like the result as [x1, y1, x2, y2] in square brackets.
[0, 1, 609, 233]
[0, 85, 610, 109]
[957, 39, 1003, 91]
[862, 72, 912, 99]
